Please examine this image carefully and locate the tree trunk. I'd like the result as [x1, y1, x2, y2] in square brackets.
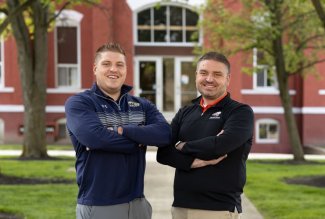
[267, 0, 305, 161]
[311, 0, 325, 31]
[7, 0, 48, 158]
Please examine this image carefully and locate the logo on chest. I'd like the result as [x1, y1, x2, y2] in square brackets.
[209, 111, 222, 119]
[128, 101, 140, 107]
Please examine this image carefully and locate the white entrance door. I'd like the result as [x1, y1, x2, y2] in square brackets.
[135, 56, 197, 121]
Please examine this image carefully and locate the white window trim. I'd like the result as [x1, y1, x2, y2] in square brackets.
[0, 38, 14, 93]
[319, 90, 325, 95]
[252, 48, 278, 90]
[133, 2, 202, 46]
[255, 118, 279, 144]
[55, 10, 83, 89]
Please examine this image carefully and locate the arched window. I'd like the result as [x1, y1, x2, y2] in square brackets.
[0, 119, 4, 144]
[136, 4, 200, 44]
[256, 118, 279, 144]
[55, 10, 83, 88]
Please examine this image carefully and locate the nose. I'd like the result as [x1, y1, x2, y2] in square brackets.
[109, 65, 117, 72]
[206, 74, 214, 82]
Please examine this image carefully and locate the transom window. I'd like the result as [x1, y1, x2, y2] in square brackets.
[253, 48, 277, 89]
[136, 5, 199, 44]
[256, 118, 279, 144]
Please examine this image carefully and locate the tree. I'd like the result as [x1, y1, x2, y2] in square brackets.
[201, 0, 325, 161]
[0, 0, 98, 158]
[311, 0, 325, 31]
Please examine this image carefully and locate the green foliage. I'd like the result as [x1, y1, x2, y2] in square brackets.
[245, 160, 325, 219]
[201, 0, 325, 76]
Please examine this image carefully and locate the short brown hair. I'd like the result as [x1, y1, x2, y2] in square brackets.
[94, 42, 126, 64]
[197, 52, 230, 74]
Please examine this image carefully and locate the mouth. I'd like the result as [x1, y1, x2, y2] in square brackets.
[107, 75, 119, 79]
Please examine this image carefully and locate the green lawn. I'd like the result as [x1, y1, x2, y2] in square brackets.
[0, 157, 324, 218]
[245, 160, 325, 219]
[0, 157, 77, 219]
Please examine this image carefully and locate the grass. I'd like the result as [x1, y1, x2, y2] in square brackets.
[245, 160, 325, 219]
[0, 156, 325, 218]
[0, 157, 77, 219]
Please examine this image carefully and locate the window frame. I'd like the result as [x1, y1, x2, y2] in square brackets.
[134, 3, 202, 46]
[253, 48, 277, 90]
[54, 10, 82, 89]
[255, 118, 280, 144]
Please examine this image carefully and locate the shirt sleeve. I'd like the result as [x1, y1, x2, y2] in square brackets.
[156, 108, 195, 171]
[181, 105, 254, 160]
[65, 95, 139, 154]
[121, 99, 171, 147]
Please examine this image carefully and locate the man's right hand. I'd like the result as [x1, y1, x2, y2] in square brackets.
[191, 154, 227, 168]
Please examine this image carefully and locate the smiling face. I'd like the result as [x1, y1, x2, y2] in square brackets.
[93, 51, 127, 100]
[195, 59, 230, 104]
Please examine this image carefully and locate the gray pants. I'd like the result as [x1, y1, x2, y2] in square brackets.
[76, 198, 152, 219]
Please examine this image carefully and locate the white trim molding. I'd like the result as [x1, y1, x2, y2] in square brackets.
[47, 88, 86, 94]
[252, 106, 325, 114]
[0, 105, 65, 113]
[0, 87, 14, 93]
[241, 89, 296, 95]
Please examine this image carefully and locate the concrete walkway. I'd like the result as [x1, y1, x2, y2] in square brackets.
[2, 149, 325, 219]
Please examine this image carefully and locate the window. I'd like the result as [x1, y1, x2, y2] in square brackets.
[56, 118, 68, 140]
[253, 48, 277, 89]
[136, 5, 199, 44]
[55, 10, 82, 88]
[256, 118, 279, 144]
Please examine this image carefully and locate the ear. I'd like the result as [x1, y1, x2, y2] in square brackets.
[226, 73, 231, 86]
[93, 63, 97, 75]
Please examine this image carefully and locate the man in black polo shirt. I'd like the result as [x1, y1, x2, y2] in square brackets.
[157, 52, 254, 219]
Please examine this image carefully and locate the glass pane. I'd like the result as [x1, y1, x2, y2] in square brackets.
[163, 58, 174, 111]
[58, 67, 68, 86]
[69, 67, 78, 86]
[170, 31, 182, 42]
[140, 93, 156, 104]
[259, 124, 267, 139]
[140, 61, 156, 104]
[181, 62, 197, 107]
[138, 30, 151, 42]
[57, 27, 77, 64]
[170, 7, 182, 26]
[186, 9, 198, 26]
[268, 124, 278, 139]
[138, 9, 151, 25]
[186, 31, 198, 42]
[154, 6, 166, 26]
[154, 30, 167, 42]
[256, 67, 266, 87]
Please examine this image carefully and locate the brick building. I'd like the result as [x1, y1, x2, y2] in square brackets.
[0, 0, 324, 153]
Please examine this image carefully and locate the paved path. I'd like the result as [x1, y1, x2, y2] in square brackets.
[2, 149, 325, 219]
